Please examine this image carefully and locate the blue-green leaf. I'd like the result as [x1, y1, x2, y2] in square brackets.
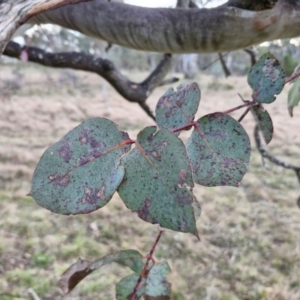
[251, 104, 273, 144]
[118, 126, 199, 237]
[155, 82, 200, 133]
[186, 113, 250, 187]
[288, 77, 300, 117]
[30, 118, 131, 215]
[248, 52, 285, 103]
[145, 262, 171, 299]
[116, 273, 145, 300]
[89, 250, 144, 274]
[116, 262, 171, 300]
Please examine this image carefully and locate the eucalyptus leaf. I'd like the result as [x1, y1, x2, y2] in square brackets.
[186, 113, 250, 187]
[248, 52, 285, 103]
[251, 104, 273, 144]
[89, 249, 144, 274]
[288, 77, 300, 117]
[59, 250, 144, 294]
[145, 262, 171, 299]
[116, 273, 145, 300]
[59, 258, 92, 294]
[155, 82, 200, 134]
[118, 126, 199, 237]
[30, 118, 131, 214]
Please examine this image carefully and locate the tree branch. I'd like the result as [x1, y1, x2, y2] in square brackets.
[176, 0, 190, 8]
[158, 77, 179, 86]
[201, 53, 229, 71]
[138, 102, 155, 121]
[224, 0, 279, 11]
[3, 41, 173, 120]
[244, 48, 257, 66]
[254, 125, 300, 187]
[0, 0, 91, 54]
[189, 0, 199, 8]
[218, 53, 231, 77]
[28, 0, 300, 54]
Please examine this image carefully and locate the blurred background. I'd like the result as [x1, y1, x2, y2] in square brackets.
[1, 1, 300, 300]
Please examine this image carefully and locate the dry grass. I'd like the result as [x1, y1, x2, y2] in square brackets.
[1, 64, 300, 300]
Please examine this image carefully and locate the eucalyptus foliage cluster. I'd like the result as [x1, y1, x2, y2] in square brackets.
[30, 52, 288, 299]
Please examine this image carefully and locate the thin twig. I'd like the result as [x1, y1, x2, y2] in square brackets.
[222, 100, 255, 115]
[237, 93, 251, 103]
[285, 69, 300, 84]
[238, 107, 251, 122]
[139, 102, 156, 121]
[243, 48, 257, 66]
[201, 53, 230, 71]
[130, 230, 164, 300]
[173, 121, 196, 133]
[218, 53, 231, 77]
[254, 125, 300, 186]
[158, 77, 180, 86]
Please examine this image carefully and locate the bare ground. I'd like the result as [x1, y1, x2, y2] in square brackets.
[0, 63, 300, 300]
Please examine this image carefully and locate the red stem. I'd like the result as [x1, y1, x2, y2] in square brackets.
[285, 70, 300, 84]
[222, 100, 255, 115]
[130, 230, 164, 300]
[171, 101, 256, 133]
[172, 122, 196, 133]
[238, 107, 251, 123]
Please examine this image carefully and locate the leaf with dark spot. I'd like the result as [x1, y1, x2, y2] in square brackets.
[30, 118, 131, 215]
[288, 77, 300, 117]
[118, 126, 200, 237]
[116, 273, 145, 300]
[59, 258, 92, 294]
[59, 250, 144, 294]
[89, 250, 144, 274]
[186, 113, 250, 187]
[115, 261, 171, 300]
[155, 82, 200, 133]
[248, 52, 285, 104]
[144, 262, 171, 300]
[58, 142, 72, 163]
[251, 104, 273, 144]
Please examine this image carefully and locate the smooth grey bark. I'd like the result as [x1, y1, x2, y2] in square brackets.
[0, 0, 91, 54]
[28, 0, 300, 54]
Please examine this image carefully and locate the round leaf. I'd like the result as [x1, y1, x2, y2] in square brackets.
[186, 113, 250, 187]
[155, 82, 200, 133]
[30, 118, 131, 214]
[251, 104, 273, 144]
[118, 127, 199, 237]
[145, 262, 171, 299]
[248, 52, 285, 103]
[116, 273, 145, 300]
